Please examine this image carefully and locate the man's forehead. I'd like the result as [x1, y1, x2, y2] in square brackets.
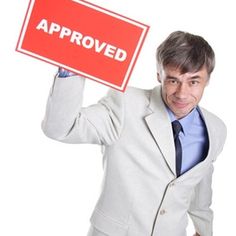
[163, 66, 208, 79]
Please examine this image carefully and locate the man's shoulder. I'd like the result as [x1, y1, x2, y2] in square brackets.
[125, 86, 152, 97]
[101, 86, 154, 115]
[199, 107, 227, 134]
[107, 86, 153, 104]
[200, 107, 225, 123]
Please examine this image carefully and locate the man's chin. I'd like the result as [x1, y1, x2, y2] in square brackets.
[171, 107, 192, 119]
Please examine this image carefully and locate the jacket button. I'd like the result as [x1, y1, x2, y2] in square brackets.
[160, 209, 166, 215]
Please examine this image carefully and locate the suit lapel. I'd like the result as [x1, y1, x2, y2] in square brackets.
[145, 86, 176, 176]
[144, 86, 217, 176]
[198, 108, 217, 162]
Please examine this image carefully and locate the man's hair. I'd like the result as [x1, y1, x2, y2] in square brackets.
[156, 31, 215, 75]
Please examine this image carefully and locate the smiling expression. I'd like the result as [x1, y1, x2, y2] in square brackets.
[158, 66, 209, 119]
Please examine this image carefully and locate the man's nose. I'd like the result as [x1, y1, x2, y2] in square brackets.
[175, 83, 189, 99]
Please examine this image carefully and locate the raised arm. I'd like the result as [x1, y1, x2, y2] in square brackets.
[42, 69, 124, 145]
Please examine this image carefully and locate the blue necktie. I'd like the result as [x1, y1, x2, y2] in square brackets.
[172, 120, 183, 177]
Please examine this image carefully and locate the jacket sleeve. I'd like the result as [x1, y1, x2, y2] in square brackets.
[41, 75, 125, 145]
[188, 165, 214, 236]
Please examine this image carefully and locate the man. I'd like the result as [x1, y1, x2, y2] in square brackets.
[42, 31, 227, 236]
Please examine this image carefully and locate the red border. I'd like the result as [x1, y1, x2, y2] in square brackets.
[15, 0, 33, 52]
[15, 0, 150, 92]
[77, 0, 149, 29]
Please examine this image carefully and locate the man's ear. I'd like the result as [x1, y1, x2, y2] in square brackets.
[157, 73, 161, 83]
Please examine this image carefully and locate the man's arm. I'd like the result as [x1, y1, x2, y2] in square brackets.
[42, 71, 125, 145]
[188, 165, 214, 236]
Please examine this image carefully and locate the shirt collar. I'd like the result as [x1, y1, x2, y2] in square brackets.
[166, 106, 198, 135]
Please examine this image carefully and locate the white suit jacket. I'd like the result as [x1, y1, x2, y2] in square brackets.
[42, 76, 227, 236]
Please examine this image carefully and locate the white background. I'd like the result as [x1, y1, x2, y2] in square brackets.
[0, 0, 235, 235]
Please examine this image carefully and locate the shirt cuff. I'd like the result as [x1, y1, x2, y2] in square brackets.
[57, 68, 76, 78]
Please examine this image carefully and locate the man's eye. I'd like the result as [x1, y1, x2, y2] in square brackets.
[190, 80, 199, 85]
[169, 80, 178, 84]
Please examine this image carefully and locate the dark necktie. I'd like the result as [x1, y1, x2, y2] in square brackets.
[172, 120, 183, 177]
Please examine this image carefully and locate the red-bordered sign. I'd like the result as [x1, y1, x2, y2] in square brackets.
[16, 0, 149, 91]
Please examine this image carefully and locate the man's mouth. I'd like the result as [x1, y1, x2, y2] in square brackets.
[172, 101, 189, 109]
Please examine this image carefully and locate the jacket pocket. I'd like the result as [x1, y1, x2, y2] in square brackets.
[90, 208, 129, 236]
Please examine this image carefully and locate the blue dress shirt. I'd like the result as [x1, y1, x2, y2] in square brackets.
[167, 107, 209, 174]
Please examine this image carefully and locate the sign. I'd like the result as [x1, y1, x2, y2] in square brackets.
[16, 0, 149, 91]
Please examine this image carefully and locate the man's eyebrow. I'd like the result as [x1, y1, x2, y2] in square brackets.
[166, 76, 178, 80]
[166, 75, 202, 80]
[188, 75, 201, 79]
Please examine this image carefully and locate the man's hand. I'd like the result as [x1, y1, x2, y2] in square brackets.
[193, 233, 200, 236]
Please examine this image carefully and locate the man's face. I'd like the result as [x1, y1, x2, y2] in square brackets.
[158, 66, 209, 119]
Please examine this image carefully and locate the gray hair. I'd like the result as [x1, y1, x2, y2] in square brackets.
[156, 31, 215, 75]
